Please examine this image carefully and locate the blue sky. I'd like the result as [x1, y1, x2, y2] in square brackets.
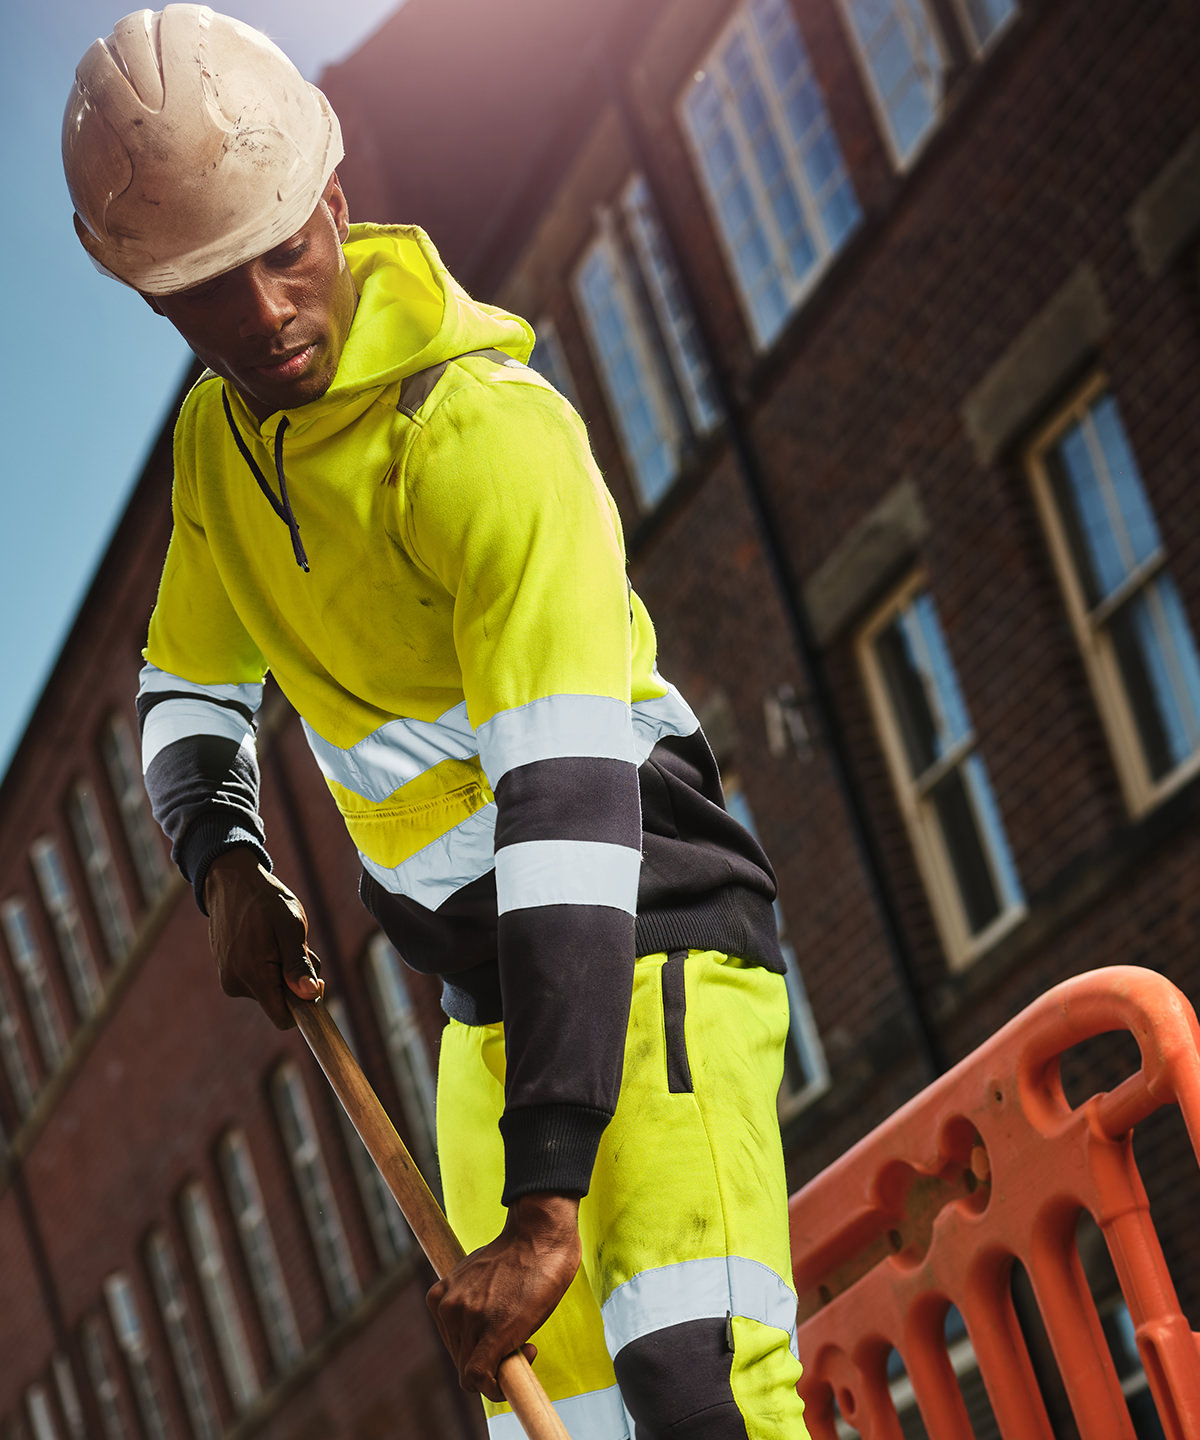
[0, 0, 402, 777]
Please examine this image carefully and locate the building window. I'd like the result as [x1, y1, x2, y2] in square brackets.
[680, 0, 861, 349]
[145, 1228, 221, 1440]
[102, 714, 169, 907]
[178, 1181, 260, 1413]
[859, 575, 1024, 966]
[69, 783, 134, 964]
[0, 964, 36, 1119]
[528, 318, 578, 407]
[103, 1273, 170, 1440]
[836, 0, 946, 166]
[1030, 381, 1200, 813]
[722, 777, 829, 1112]
[954, 0, 1017, 52]
[30, 838, 103, 1021]
[23, 1387, 58, 1440]
[217, 1131, 303, 1373]
[50, 1357, 85, 1440]
[79, 1314, 131, 1440]
[1, 899, 66, 1071]
[573, 174, 719, 508]
[365, 937, 438, 1182]
[325, 998, 411, 1266]
[271, 1062, 362, 1316]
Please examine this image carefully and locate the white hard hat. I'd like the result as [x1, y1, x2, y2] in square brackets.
[63, 5, 344, 294]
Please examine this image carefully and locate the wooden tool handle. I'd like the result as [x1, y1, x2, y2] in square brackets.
[288, 995, 572, 1440]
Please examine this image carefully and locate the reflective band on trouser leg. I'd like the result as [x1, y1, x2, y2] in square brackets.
[435, 951, 809, 1439]
[582, 950, 809, 1439]
[436, 1020, 631, 1439]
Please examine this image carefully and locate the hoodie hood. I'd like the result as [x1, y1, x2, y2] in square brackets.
[225, 222, 535, 444]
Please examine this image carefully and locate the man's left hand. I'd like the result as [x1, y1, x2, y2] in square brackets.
[427, 1192, 581, 1401]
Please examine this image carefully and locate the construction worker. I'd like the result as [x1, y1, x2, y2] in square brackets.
[64, 7, 810, 1437]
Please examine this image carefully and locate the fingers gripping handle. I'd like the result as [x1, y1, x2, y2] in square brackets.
[286, 996, 573, 1440]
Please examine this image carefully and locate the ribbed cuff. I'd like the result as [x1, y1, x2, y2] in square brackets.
[182, 819, 273, 914]
[499, 1103, 613, 1205]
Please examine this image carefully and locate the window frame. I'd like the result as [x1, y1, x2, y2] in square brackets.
[68, 781, 134, 965]
[102, 1271, 171, 1440]
[78, 1313, 133, 1440]
[365, 936, 439, 1184]
[571, 177, 718, 511]
[101, 714, 170, 908]
[678, 0, 862, 349]
[144, 1226, 221, 1440]
[1027, 374, 1200, 816]
[834, 0, 949, 169]
[1, 897, 67, 1072]
[177, 1180, 261, 1413]
[216, 1131, 303, 1374]
[270, 1061, 362, 1316]
[30, 836, 103, 1021]
[857, 571, 1025, 968]
[325, 998, 412, 1267]
[950, 0, 1019, 56]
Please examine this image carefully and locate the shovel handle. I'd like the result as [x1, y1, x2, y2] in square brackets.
[287, 995, 572, 1440]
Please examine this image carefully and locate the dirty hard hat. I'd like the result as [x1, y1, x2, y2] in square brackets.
[63, 5, 344, 295]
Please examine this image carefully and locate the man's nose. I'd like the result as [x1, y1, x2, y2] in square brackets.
[237, 270, 297, 338]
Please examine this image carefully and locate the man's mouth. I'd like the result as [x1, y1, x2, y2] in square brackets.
[252, 344, 316, 381]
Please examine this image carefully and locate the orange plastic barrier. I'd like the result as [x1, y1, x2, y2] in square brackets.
[788, 966, 1200, 1438]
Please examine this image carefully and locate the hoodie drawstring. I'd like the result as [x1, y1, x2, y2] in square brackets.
[221, 388, 310, 572]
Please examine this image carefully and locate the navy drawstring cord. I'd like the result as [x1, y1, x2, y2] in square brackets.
[221, 388, 310, 572]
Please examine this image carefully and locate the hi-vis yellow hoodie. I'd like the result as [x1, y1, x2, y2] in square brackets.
[139, 224, 781, 1200]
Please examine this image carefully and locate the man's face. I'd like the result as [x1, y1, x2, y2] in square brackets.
[148, 177, 358, 423]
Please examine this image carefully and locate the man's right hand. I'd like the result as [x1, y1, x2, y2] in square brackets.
[203, 848, 324, 1028]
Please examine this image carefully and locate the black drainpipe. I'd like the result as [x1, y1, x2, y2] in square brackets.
[596, 44, 947, 1080]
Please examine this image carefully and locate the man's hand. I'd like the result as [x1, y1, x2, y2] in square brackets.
[203, 848, 324, 1028]
[427, 1192, 582, 1401]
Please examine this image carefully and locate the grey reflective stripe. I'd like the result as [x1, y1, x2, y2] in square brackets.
[138, 661, 264, 715]
[631, 681, 699, 759]
[302, 703, 477, 803]
[486, 1384, 629, 1440]
[601, 1256, 799, 1361]
[142, 699, 256, 772]
[495, 839, 641, 915]
[477, 694, 638, 787]
[396, 347, 523, 419]
[358, 802, 496, 910]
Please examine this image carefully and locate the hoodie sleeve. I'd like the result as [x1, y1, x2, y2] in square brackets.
[140, 416, 273, 910]
[402, 371, 642, 1203]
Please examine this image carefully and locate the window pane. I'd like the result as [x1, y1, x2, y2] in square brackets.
[963, 0, 1017, 47]
[218, 1133, 303, 1372]
[79, 1316, 131, 1440]
[31, 837, 103, 1019]
[102, 715, 169, 906]
[103, 1273, 170, 1440]
[929, 766, 1001, 934]
[326, 999, 411, 1266]
[875, 590, 974, 779]
[178, 1182, 260, 1411]
[622, 176, 720, 436]
[367, 938, 440, 1184]
[145, 1229, 221, 1440]
[842, 0, 942, 161]
[527, 319, 577, 408]
[69, 784, 133, 963]
[574, 238, 679, 507]
[682, 0, 859, 346]
[1110, 579, 1200, 781]
[272, 1064, 361, 1315]
[1, 899, 66, 1070]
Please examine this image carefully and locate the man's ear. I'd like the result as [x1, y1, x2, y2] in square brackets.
[325, 171, 351, 243]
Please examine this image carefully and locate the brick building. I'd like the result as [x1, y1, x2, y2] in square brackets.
[3, 0, 1199, 1435]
